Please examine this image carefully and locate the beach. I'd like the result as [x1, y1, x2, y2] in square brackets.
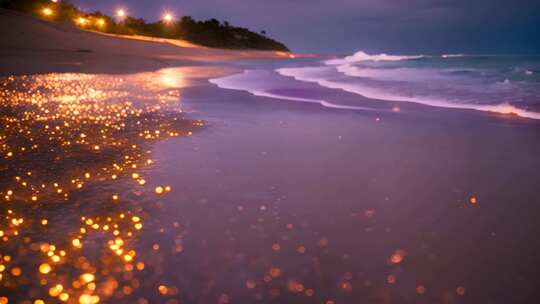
[1, 10, 540, 304]
[151, 82, 540, 304]
[0, 9, 288, 76]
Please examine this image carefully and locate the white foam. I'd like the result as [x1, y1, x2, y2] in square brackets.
[209, 70, 376, 111]
[442, 54, 465, 58]
[326, 50, 424, 65]
[337, 64, 446, 81]
[276, 67, 540, 120]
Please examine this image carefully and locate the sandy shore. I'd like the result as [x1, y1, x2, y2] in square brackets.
[1, 9, 540, 304]
[0, 9, 290, 76]
[146, 82, 540, 304]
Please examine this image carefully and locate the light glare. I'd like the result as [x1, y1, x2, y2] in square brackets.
[42, 8, 53, 16]
[163, 13, 174, 23]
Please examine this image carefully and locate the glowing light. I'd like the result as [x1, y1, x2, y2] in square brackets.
[0, 71, 199, 302]
[76, 17, 88, 26]
[116, 9, 126, 18]
[155, 186, 164, 194]
[72, 238, 82, 248]
[59, 293, 69, 301]
[78, 294, 100, 304]
[389, 249, 406, 264]
[81, 273, 95, 283]
[162, 13, 174, 23]
[39, 263, 52, 274]
[49, 284, 63, 297]
[96, 19, 106, 27]
[42, 8, 53, 16]
[158, 285, 169, 295]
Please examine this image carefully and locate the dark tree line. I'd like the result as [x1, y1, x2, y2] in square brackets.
[0, 0, 289, 51]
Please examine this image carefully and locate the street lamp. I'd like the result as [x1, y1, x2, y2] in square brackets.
[76, 17, 88, 26]
[162, 13, 174, 24]
[116, 9, 126, 18]
[42, 8, 53, 17]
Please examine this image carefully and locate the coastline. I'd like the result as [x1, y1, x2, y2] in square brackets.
[1, 9, 540, 304]
[147, 48, 540, 303]
[147, 82, 540, 303]
[0, 9, 291, 76]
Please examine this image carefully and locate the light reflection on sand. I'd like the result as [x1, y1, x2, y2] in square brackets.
[0, 68, 206, 303]
[0, 65, 486, 304]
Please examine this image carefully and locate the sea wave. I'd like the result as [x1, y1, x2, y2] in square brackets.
[336, 64, 447, 81]
[325, 50, 424, 65]
[441, 54, 466, 58]
[276, 66, 540, 120]
[209, 70, 377, 111]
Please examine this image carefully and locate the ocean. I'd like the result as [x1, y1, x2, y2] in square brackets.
[210, 51, 540, 119]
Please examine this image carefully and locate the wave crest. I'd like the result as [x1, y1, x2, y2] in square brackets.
[325, 50, 424, 65]
[441, 54, 465, 58]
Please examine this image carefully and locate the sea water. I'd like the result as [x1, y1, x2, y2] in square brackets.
[211, 51, 540, 119]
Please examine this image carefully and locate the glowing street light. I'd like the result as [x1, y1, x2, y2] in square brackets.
[162, 12, 174, 24]
[76, 17, 88, 26]
[42, 8, 53, 16]
[116, 9, 126, 18]
[96, 19, 106, 27]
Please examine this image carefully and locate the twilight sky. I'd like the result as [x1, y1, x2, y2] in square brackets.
[71, 0, 540, 54]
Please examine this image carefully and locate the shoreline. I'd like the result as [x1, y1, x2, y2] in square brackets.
[148, 81, 540, 303]
[0, 9, 292, 76]
[2, 9, 540, 304]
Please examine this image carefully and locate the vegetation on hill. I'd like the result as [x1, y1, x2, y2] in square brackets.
[0, 0, 290, 51]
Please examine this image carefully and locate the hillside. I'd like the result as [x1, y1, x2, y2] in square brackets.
[0, 0, 289, 51]
[0, 9, 291, 75]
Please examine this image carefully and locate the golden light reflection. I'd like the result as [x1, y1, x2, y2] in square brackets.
[0, 70, 202, 303]
[0, 66, 468, 303]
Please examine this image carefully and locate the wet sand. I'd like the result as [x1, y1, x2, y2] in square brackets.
[146, 81, 540, 304]
[1, 66, 539, 304]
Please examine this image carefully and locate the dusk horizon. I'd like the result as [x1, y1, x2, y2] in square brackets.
[69, 0, 540, 54]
